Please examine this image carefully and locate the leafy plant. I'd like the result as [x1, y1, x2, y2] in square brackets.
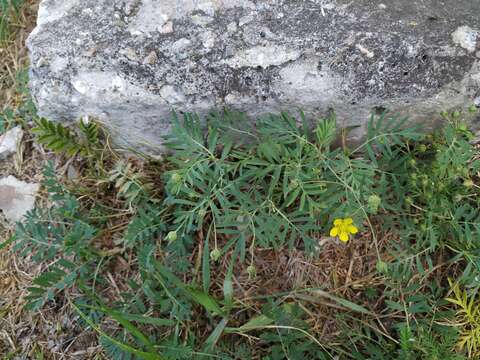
[32, 118, 101, 157]
[11, 108, 480, 359]
[447, 281, 480, 358]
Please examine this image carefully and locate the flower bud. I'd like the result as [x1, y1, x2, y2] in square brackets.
[290, 179, 299, 189]
[464, 179, 474, 188]
[166, 231, 178, 243]
[247, 265, 257, 279]
[171, 172, 182, 183]
[210, 248, 221, 262]
[376, 260, 388, 274]
[368, 194, 381, 214]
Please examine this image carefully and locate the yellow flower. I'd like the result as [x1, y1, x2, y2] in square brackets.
[330, 218, 358, 242]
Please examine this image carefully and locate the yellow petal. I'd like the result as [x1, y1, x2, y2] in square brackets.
[344, 218, 353, 225]
[330, 227, 339, 237]
[348, 225, 358, 234]
[339, 232, 349, 242]
[334, 219, 343, 226]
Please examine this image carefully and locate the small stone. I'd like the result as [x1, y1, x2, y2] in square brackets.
[85, 47, 97, 57]
[239, 15, 253, 26]
[201, 31, 216, 49]
[143, 51, 158, 65]
[0, 176, 39, 223]
[0, 127, 23, 160]
[227, 22, 238, 33]
[474, 96, 480, 108]
[160, 85, 186, 104]
[356, 44, 375, 58]
[125, 47, 138, 61]
[159, 21, 173, 34]
[191, 14, 213, 26]
[36, 57, 48, 67]
[378, 3, 387, 9]
[452, 25, 479, 53]
[72, 79, 88, 94]
[172, 38, 192, 53]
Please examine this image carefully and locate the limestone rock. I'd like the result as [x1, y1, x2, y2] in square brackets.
[27, 0, 480, 153]
[0, 127, 23, 160]
[0, 176, 39, 223]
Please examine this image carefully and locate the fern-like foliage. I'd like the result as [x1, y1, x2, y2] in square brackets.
[14, 162, 99, 309]
[32, 117, 101, 158]
[109, 161, 153, 208]
[163, 111, 421, 254]
[32, 118, 82, 155]
[123, 204, 165, 248]
[25, 259, 81, 311]
[446, 282, 480, 358]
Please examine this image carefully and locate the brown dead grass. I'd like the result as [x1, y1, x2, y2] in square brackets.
[0, 1, 103, 358]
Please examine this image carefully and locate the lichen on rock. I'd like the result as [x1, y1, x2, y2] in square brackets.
[27, 0, 480, 152]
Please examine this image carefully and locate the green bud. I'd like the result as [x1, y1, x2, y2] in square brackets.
[410, 173, 417, 180]
[469, 105, 478, 113]
[418, 144, 427, 152]
[408, 159, 417, 167]
[210, 248, 221, 262]
[166, 231, 178, 243]
[440, 111, 449, 118]
[247, 265, 257, 279]
[368, 194, 381, 214]
[464, 179, 474, 188]
[198, 208, 207, 217]
[458, 123, 468, 132]
[290, 179, 299, 189]
[171, 173, 182, 183]
[453, 110, 461, 118]
[406, 197, 413, 205]
[421, 179, 429, 187]
[376, 260, 388, 274]
[454, 194, 463, 202]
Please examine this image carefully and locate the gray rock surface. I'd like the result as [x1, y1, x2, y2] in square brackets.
[0, 176, 39, 223]
[0, 127, 23, 160]
[28, 0, 480, 152]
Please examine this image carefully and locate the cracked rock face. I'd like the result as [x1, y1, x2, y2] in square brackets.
[28, 0, 480, 153]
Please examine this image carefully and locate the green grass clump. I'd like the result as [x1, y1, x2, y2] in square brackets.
[7, 107, 480, 359]
[0, 0, 24, 45]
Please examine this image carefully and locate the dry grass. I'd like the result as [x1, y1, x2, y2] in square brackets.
[0, 1, 101, 358]
[0, 0, 38, 108]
